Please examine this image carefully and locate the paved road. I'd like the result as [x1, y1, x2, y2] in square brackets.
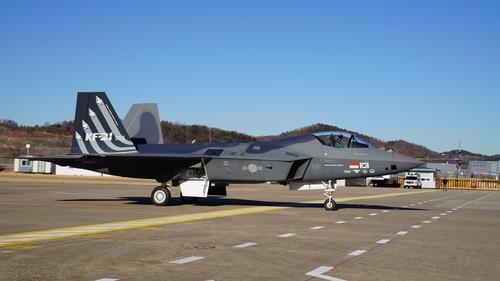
[0, 177, 499, 281]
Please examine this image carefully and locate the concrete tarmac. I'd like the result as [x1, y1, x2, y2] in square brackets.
[0, 175, 499, 281]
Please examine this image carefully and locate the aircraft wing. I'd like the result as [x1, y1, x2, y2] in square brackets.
[22, 153, 211, 166]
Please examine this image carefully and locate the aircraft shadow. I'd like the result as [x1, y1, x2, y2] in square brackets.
[60, 197, 424, 211]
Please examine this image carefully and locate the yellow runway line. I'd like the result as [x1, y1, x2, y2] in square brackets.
[0, 190, 435, 248]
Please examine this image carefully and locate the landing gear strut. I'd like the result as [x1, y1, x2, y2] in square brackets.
[323, 180, 337, 211]
[151, 183, 171, 206]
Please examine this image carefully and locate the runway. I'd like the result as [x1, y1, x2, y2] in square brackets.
[1, 175, 499, 281]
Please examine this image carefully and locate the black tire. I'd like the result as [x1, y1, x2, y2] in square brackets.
[324, 199, 337, 211]
[180, 193, 199, 204]
[151, 186, 171, 206]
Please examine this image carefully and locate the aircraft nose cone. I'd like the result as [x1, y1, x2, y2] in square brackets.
[393, 152, 423, 171]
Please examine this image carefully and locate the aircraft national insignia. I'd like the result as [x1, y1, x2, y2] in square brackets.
[349, 161, 359, 169]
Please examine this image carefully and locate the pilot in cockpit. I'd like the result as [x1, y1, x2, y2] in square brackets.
[329, 134, 344, 148]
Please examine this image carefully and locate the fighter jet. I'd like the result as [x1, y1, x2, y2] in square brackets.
[26, 92, 422, 210]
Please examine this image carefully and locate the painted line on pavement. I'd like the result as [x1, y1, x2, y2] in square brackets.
[233, 242, 258, 249]
[170, 256, 205, 264]
[306, 266, 346, 281]
[348, 250, 367, 256]
[277, 233, 296, 238]
[310, 226, 325, 230]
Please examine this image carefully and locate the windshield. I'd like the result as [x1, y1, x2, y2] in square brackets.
[406, 176, 418, 180]
[313, 131, 373, 148]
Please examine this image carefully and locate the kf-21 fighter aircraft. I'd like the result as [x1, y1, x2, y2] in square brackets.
[25, 92, 422, 210]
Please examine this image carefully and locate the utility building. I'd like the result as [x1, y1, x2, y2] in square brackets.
[468, 161, 499, 179]
[14, 158, 54, 174]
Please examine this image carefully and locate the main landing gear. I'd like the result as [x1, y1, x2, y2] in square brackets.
[151, 183, 171, 206]
[151, 183, 200, 206]
[323, 180, 337, 211]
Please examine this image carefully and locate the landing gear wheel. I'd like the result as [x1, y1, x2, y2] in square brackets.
[324, 199, 337, 211]
[151, 186, 171, 206]
[180, 193, 199, 204]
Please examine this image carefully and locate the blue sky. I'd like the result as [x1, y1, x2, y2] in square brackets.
[0, 1, 499, 154]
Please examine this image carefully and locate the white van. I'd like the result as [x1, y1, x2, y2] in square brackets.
[404, 173, 422, 189]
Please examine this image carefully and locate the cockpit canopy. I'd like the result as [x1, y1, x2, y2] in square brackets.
[313, 131, 373, 148]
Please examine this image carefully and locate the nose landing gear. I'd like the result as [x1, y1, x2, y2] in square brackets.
[323, 180, 337, 211]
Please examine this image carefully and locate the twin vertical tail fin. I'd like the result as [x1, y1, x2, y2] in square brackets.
[71, 92, 137, 155]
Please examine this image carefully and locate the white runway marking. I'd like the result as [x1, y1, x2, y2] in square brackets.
[432, 216, 440, 219]
[447, 210, 453, 213]
[348, 250, 367, 256]
[440, 213, 447, 216]
[422, 220, 432, 223]
[233, 242, 258, 248]
[354, 217, 364, 220]
[335, 221, 346, 224]
[376, 239, 391, 244]
[306, 266, 333, 276]
[411, 225, 421, 229]
[310, 226, 325, 230]
[452, 208, 458, 210]
[410, 204, 415, 206]
[1, 250, 13, 253]
[417, 202, 422, 205]
[95, 278, 119, 281]
[277, 233, 296, 238]
[402, 205, 408, 208]
[306, 266, 346, 281]
[382, 210, 390, 213]
[170, 256, 204, 264]
[396, 231, 408, 235]
[369, 213, 378, 216]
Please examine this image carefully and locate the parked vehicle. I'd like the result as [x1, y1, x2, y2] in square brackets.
[404, 173, 422, 189]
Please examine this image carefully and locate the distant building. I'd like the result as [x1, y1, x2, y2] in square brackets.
[14, 158, 54, 174]
[425, 163, 457, 177]
[468, 161, 499, 179]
